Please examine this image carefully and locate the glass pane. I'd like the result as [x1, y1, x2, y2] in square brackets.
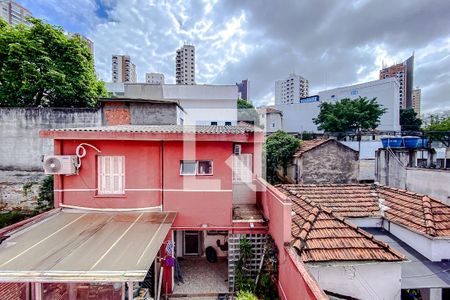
[180, 161, 196, 175]
[197, 161, 212, 175]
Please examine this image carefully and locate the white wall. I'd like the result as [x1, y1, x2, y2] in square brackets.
[406, 168, 450, 205]
[163, 84, 238, 125]
[319, 78, 401, 131]
[203, 232, 228, 257]
[276, 101, 320, 132]
[307, 262, 402, 300]
[347, 217, 382, 228]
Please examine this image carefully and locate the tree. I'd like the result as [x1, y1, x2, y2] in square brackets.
[313, 97, 387, 133]
[264, 130, 300, 184]
[237, 98, 260, 126]
[0, 18, 106, 108]
[400, 108, 422, 131]
[425, 116, 450, 131]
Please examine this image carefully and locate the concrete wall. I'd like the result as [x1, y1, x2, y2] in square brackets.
[406, 168, 450, 205]
[307, 261, 402, 300]
[130, 103, 180, 125]
[0, 170, 45, 210]
[0, 108, 101, 171]
[276, 101, 320, 133]
[265, 113, 283, 133]
[296, 141, 359, 184]
[375, 149, 409, 187]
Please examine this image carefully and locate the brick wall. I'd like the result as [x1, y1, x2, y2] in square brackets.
[102, 102, 131, 126]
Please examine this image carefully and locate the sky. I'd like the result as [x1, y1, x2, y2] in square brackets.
[18, 0, 450, 114]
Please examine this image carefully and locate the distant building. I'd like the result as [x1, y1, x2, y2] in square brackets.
[286, 139, 359, 184]
[0, 0, 32, 26]
[145, 72, 165, 84]
[236, 79, 250, 101]
[257, 107, 282, 133]
[275, 73, 309, 105]
[105, 83, 238, 126]
[175, 44, 195, 85]
[412, 87, 421, 115]
[379, 55, 414, 109]
[112, 55, 137, 83]
[318, 78, 401, 131]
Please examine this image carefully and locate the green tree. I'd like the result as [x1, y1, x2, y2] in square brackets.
[264, 131, 300, 184]
[424, 116, 450, 146]
[313, 97, 387, 133]
[425, 116, 450, 131]
[0, 18, 106, 108]
[237, 98, 260, 126]
[400, 108, 422, 131]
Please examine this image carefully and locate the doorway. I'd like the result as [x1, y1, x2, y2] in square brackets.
[183, 231, 200, 256]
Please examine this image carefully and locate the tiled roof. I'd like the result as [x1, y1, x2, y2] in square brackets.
[278, 184, 450, 238]
[278, 185, 405, 263]
[293, 139, 358, 158]
[48, 124, 262, 135]
[293, 139, 330, 157]
[265, 107, 282, 114]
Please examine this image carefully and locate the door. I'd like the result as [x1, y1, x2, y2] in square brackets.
[184, 231, 200, 255]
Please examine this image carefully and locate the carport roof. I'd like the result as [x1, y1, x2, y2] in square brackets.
[0, 209, 176, 282]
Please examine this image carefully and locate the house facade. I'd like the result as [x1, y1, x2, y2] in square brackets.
[0, 124, 329, 300]
[287, 139, 359, 184]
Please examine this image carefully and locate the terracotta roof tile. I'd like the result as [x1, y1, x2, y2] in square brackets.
[278, 183, 450, 238]
[279, 184, 405, 263]
[293, 139, 329, 158]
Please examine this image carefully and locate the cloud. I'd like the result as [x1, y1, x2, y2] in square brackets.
[18, 0, 450, 113]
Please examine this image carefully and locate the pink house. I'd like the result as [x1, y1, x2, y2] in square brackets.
[0, 124, 326, 300]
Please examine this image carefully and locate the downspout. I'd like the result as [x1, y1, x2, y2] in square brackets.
[161, 140, 164, 209]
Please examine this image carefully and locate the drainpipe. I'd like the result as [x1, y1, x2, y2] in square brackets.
[161, 141, 164, 209]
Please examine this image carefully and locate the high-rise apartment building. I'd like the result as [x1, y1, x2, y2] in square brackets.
[275, 73, 309, 105]
[0, 0, 32, 26]
[112, 55, 137, 83]
[379, 55, 414, 109]
[236, 79, 250, 101]
[175, 44, 195, 85]
[69, 33, 94, 57]
[412, 88, 421, 115]
[145, 73, 165, 84]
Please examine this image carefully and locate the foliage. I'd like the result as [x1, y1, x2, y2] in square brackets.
[0, 18, 106, 108]
[235, 236, 255, 293]
[236, 290, 258, 300]
[0, 210, 36, 229]
[22, 182, 35, 196]
[255, 236, 279, 300]
[36, 176, 54, 212]
[237, 99, 260, 126]
[425, 116, 450, 131]
[264, 131, 300, 184]
[313, 97, 387, 133]
[400, 109, 422, 131]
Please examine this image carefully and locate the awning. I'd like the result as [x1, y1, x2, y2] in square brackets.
[0, 209, 176, 282]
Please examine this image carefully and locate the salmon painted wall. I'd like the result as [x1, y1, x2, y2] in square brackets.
[162, 141, 233, 227]
[56, 140, 162, 209]
[54, 138, 260, 228]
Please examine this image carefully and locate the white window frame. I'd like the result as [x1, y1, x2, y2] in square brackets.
[180, 160, 213, 176]
[97, 156, 125, 195]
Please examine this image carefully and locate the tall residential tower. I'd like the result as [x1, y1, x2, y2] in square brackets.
[176, 44, 195, 85]
[379, 55, 414, 109]
[0, 0, 32, 26]
[412, 88, 421, 115]
[275, 73, 309, 105]
[112, 55, 137, 83]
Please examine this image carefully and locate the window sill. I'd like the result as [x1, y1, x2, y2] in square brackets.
[94, 194, 127, 198]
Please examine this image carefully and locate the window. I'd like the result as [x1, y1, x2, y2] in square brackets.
[225, 121, 232, 126]
[233, 154, 253, 183]
[197, 161, 213, 175]
[180, 160, 213, 175]
[98, 156, 125, 194]
[211, 121, 218, 125]
[180, 160, 196, 175]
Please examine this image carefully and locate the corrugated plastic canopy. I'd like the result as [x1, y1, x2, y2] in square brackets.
[0, 209, 176, 282]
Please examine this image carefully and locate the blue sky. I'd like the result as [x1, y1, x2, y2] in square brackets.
[16, 0, 450, 113]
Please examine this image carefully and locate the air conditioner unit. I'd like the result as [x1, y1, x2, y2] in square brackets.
[43, 155, 78, 175]
[234, 144, 242, 156]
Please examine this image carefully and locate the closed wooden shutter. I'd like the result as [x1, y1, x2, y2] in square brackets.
[98, 156, 125, 194]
